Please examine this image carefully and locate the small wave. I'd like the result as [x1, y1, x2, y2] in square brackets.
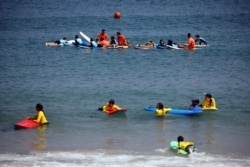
[0, 150, 249, 167]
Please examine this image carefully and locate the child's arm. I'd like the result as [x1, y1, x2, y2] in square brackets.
[33, 112, 42, 123]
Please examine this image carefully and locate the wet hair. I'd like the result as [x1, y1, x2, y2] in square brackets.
[36, 103, 43, 111]
[109, 99, 115, 104]
[187, 33, 191, 38]
[177, 136, 184, 142]
[63, 37, 67, 40]
[156, 103, 164, 109]
[116, 32, 121, 35]
[205, 93, 213, 107]
[167, 39, 173, 46]
[75, 35, 79, 38]
[102, 29, 106, 32]
[192, 99, 200, 105]
[205, 93, 212, 98]
[195, 34, 200, 38]
[111, 36, 115, 39]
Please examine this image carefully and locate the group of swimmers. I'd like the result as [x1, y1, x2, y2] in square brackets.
[136, 33, 207, 50]
[45, 29, 130, 47]
[28, 93, 216, 126]
[155, 93, 216, 117]
[28, 93, 215, 155]
[45, 30, 207, 50]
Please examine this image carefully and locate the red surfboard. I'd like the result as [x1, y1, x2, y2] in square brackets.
[14, 118, 40, 129]
[106, 108, 127, 114]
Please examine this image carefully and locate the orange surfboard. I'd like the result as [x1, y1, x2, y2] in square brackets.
[106, 108, 127, 114]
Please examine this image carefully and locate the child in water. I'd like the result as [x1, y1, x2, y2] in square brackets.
[201, 93, 217, 109]
[189, 99, 202, 110]
[155, 102, 170, 117]
[99, 99, 121, 112]
[177, 136, 198, 154]
[29, 103, 48, 125]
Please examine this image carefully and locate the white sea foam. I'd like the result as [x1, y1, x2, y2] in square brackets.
[0, 150, 249, 167]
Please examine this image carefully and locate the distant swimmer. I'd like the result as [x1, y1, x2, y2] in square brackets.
[166, 39, 178, 49]
[178, 33, 195, 50]
[97, 29, 110, 42]
[156, 39, 166, 49]
[195, 34, 207, 45]
[135, 40, 155, 49]
[98, 37, 110, 47]
[45, 37, 73, 46]
[74, 35, 88, 46]
[116, 32, 130, 46]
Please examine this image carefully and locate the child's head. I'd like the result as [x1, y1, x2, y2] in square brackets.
[177, 136, 184, 142]
[159, 39, 164, 44]
[195, 34, 200, 39]
[108, 99, 115, 105]
[156, 103, 164, 109]
[167, 39, 173, 45]
[36, 103, 43, 111]
[191, 99, 200, 105]
[205, 93, 212, 99]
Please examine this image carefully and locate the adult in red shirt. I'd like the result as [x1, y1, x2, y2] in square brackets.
[116, 32, 130, 46]
[98, 29, 109, 42]
[178, 33, 195, 49]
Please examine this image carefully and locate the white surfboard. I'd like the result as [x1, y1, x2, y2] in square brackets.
[166, 45, 181, 49]
[79, 31, 90, 43]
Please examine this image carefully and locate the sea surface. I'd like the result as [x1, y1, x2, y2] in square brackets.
[0, 0, 250, 166]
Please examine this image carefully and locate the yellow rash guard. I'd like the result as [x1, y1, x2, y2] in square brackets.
[202, 98, 216, 108]
[33, 111, 48, 124]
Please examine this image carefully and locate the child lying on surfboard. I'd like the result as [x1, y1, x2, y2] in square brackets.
[177, 136, 198, 154]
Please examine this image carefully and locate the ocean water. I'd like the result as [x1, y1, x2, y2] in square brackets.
[0, 0, 250, 166]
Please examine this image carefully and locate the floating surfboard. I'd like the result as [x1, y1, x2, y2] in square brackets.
[105, 108, 127, 115]
[195, 45, 209, 48]
[144, 107, 203, 115]
[170, 141, 188, 155]
[107, 45, 129, 49]
[134, 44, 153, 49]
[144, 107, 171, 112]
[202, 107, 218, 111]
[45, 40, 74, 47]
[156, 45, 166, 49]
[79, 31, 91, 43]
[14, 118, 39, 129]
[166, 45, 181, 49]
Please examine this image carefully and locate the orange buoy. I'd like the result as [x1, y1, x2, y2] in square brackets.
[114, 12, 121, 19]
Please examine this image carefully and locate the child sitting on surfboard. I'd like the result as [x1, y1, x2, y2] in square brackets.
[155, 102, 170, 117]
[29, 103, 48, 125]
[200, 93, 217, 109]
[177, 136, 198, 154]
[98, 99, 121, 113]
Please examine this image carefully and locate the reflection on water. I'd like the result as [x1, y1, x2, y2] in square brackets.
[32, 125, 48, 149]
